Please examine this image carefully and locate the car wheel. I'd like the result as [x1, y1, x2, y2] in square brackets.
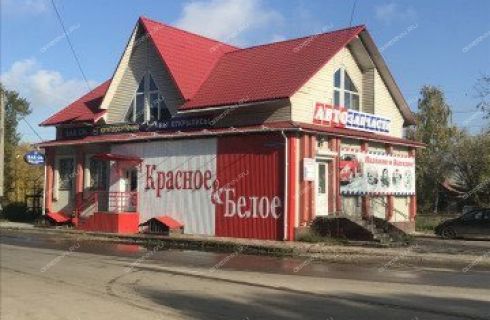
[441, 227, 456, 239]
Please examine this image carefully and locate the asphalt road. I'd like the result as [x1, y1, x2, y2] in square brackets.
[1, 231, 489, 320]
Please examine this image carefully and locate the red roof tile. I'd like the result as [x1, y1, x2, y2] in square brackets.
[140, 17, 238, 100]
[40, 80, 110, 126]
[180, 25, 365, 110]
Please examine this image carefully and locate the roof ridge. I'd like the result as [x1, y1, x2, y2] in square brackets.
[139, 16, 240, 50]
[221, 24, 365, 55]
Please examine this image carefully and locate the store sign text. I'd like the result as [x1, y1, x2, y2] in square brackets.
[313, 102, 391, 134]
[215, 188, 282, 219]
[24, 151, 45, 165]
[144, 164, 282, 219]
[145, 165, 214, 197]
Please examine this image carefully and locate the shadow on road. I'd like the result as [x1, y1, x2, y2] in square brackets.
[139, 287, 489, 320]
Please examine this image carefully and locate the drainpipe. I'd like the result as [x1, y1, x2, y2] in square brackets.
[281, 131, 289, 241]
[42, 162, 46, 215]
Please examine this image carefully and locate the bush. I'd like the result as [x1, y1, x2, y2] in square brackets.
[416, 214, 458, 231]
[312, 217, 374, 241]
[2, 202, 38, 222]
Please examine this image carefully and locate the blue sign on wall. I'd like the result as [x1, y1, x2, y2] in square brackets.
[24, 151, 45, 165]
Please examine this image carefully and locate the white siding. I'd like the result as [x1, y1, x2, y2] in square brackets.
[106, 34, 183, 123]
[111, 139, 217, 235]
[291, 46, 407, 139]
[393, 196, 410, 222]
[374, 69, 405, 138]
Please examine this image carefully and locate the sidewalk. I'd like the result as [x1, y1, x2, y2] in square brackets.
[1, 222, 489, 270]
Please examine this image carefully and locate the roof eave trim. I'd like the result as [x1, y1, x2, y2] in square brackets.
[98, 22, 139, 110]
[178, 97, 290, 113]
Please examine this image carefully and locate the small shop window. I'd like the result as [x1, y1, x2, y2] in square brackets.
[333, 68, 360, 111]
[89, 159, 108, 191]
[58, 158, 74, 190]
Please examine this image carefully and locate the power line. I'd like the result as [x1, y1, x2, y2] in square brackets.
[50, 0, 91, 92]
[21, 116, 45, 142]
[349, 0, 358, 26]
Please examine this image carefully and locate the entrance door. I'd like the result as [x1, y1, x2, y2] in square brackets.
[122, 168, 138, 192]
[315, 161, 329, 216]
[117, 168, 138, 212]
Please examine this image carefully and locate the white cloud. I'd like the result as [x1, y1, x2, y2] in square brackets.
[175, 0, 283, 45]
[1, 59, 98, 141]
[1, 59, 97, 110]
[375, 3, 417, 25]
[1, 0, 49, 16]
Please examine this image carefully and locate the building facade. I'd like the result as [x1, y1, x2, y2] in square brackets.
[39, 17, 423, 240]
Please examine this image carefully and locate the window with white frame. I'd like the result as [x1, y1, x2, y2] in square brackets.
[333, 68, 360, 111]
[125, 73, 171, 123]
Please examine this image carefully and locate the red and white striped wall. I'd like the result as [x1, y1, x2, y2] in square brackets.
[112, 133, 287, 240]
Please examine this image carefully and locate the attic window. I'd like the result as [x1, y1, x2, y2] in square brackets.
[126, 73, 171, 124]
[333, 68, 360, 111]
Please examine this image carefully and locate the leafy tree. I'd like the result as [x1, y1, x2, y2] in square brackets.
[448, 131, 490, 207]
[0, 83, 32, 203]
[475, 74, 489, 119]
[410, 86, 457, 213]
[8, 143, 44, 203]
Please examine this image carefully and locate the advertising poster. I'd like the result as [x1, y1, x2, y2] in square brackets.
[339, 152, 415, 195]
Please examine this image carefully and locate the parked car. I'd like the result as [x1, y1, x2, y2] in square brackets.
[435, 208, 490, 239]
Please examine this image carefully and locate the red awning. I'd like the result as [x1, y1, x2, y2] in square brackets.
[46, 212, 71, 223]
[92, 153, 142, 163]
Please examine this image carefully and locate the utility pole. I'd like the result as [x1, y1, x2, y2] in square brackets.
[0, 90, 5, 208]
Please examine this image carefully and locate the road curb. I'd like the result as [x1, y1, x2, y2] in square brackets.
[1, 225, 489, 270]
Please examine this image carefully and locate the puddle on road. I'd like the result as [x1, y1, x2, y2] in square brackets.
[5, 230, 488, 290]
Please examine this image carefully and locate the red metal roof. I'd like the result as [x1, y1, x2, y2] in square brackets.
[40, 80, 110, 126]
[153, 216, 183, 229]
[140, 17, 238, 100]
[181, 25, 365, 110]
[46, 211, 71, 223]
[41, 20, 368, 126]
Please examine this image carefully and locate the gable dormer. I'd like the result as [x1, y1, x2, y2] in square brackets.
[98, 17, 237, 125]
[291, 31, 415, 139]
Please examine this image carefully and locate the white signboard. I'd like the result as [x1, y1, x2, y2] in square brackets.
[303, 158, 315, 181]
[339, 152, 415, 195]
[313, 102, 391, 134]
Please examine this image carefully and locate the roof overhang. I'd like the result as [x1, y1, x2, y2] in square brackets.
[37, 121, 424, 149]
[177, 98, 290, 114]
[92, 153, 142, 163]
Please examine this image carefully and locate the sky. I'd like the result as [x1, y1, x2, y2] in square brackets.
[1, 0, 489, 142]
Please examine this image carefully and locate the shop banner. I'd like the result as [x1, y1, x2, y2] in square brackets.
[313, 102, 391, 134]
[339, 152, 415, 195]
